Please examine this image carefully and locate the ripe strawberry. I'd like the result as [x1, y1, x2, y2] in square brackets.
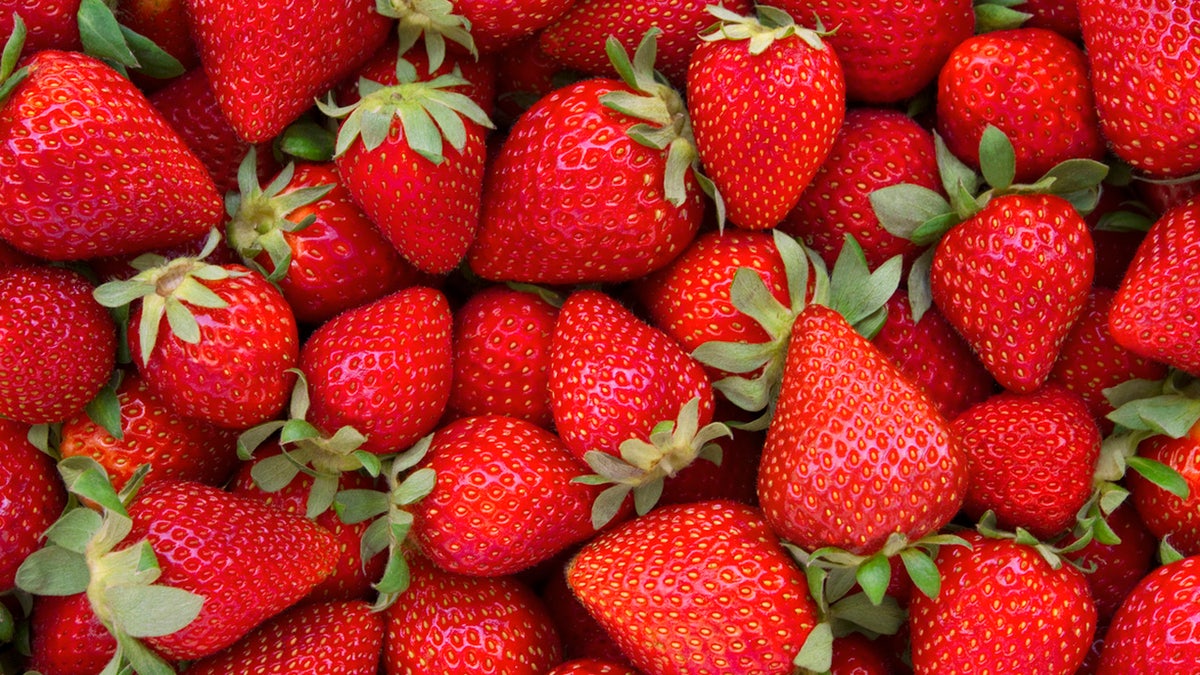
[931, 193, 1095, 393]
[454, 0, 574, 54]
[1108, 198, 1200, 375]
[0, 50, 222, 260]
[299, 286, 453, 455]
[1096, 555, 1200, 671]
[0, 265, 116, 424]
[567, 500, 819, 674]
[1126, 421, 1200, 556]
[829, 633, 895, 675]
[937, 27, 1105, 185]
[952, 385, 1102, 539]
[384, 555, 562, 674]
[26, 593, 117, 675]
[0, 418, 66, 593]
[118, 0, 199, 74]
[184, 600, 384, 675]
[1078, 0, 1200, 178]
[908, 533, 1097, 674]
[1020, 0, 1081, 41]
[759, 303, 967, 555]
[687, 6, 845, 230]
[0, 2, 81, 52]
[772, 0, 974, 104]
[540, 558, 635, 665]
[184, 0, 391, 143]
[336, 41, 498, 118]
[1065, 503, 1157, 621]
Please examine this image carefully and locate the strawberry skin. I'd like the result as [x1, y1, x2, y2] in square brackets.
[0, 51, 222, 260]
[759, 304, 967, 555]
[0, 1, 82, 52]
[1097, 555, 1200, 671]
[27, 593, 118, 675]
[1126, 422, 1200, 557]
[0, 418, 66, 593]
[566, 500, 819, 675]
[1066, 503, 1156, 622]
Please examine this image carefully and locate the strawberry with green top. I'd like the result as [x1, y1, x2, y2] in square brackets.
[1097, 554, 1200, 671]
[0, 418, 66, 594]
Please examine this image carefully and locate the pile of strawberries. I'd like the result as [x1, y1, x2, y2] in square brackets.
[2, 0, 1199, 673]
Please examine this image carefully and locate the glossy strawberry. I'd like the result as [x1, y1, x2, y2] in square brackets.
[26, 593, 117, 675]
[1097, 555, 1200, 671]
[0, 418, 66, 593]
[1126, 421, 1200, 556]
[1066, 503, 1157, 622]
[455, 0, 574, 54]
[0, 1, 81, 52]
[540, 560, 634, 665]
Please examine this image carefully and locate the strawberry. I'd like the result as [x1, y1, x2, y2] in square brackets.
[0, 49, 222, 260]
[1078, 0, 1200, 178]
[1096, 555, 1200, 671]
[0, 2, 81, 52]
[772, 0, 974, 104]
[408, 415, 600, 576]
[117, 0, 200, 75]
[1065, 503, 1156, 622]
[908, 532, 1097, 674]
[1108, 197, 1200, 375]
[540, 558, 635, 665]
[492, 34, 581, 125]
[336, 41, 498, 118]
[184, 600, 384, 675]
[547, 660, 642, 675]
[0, 418, 66, 593]
[26, 593, 117, 675]
[829, 633, 895, 675]
[1019, 0, 1081, 41]
[566, 500, 820, 675]
[687, 6, 846, 230]
[184, 0, 392, 143]
[936, 27, 1105, 185]
[453, 0, 575, 55]
[1126, 421, 1200, 556]
[383, 554, 562, 674]
[0, 265, 116, 424]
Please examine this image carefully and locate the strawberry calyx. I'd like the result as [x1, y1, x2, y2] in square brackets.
[573, 397, 732, 529]
[75, 0, 184, 80]
[225, 148, 335, 283]
[317, 62, 493, 163]
[975, 510, 1089, 572]
[973, 0, 1033, 34]
[0, 12, 29, 106]
[92, 230, 248, 366]
[699, 4, 830, 55]
[374, 0, 476, 72]
[14, 457, 202, 675]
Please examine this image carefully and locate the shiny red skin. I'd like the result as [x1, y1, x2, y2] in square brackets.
[27, 593, 118, 675]
[299, 286, 453, 455]
[688, 27, 845, 231]
[1097, 556, 1200, 672]
[455, 0, 574, 54]
[540, 562, 635, 666]
[1109, 198, 1200, 375]
[952, 385, 1101, 540]
[1079, 0, 1200, 178]
[937, 28, 1105, 184]
[1127, 423, 1200, 557]
[780, 108, 934, 270]
[0, 0, 81, 52]
[184, 0, 391, 143]
[127, 480, 340, 661]
[931, 193, 1094, 394]
[0, 418, 66, 593]
[760, 305, 967, 555]
[774, 0, 974, 104]
[830, 633, 894, 675]
[129, 266, 300, 430]
[0, 51, 222, 261]
[184, 600, 384, 675]
[469, 79, 705, 285]
[909, 533, 1097, 674]
[1067, 504, 1157, 622]
[567, 501, 819, 675]
[0, 265, 116, 424]
[446, 285, 558, 428]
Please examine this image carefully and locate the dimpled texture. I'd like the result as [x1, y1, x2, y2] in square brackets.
[127, 480, 339, 661]
[1078, 0, 1200, 178]
[28, 593, 117, 675]
[566, 500, 818, 675]
[547, 659, 641, 675]
[1127, 427, 1200, 557]
[0, 0, 82, 52]
[457, 0, 575, 54]
[1109, 199, 1200, 375]
[952, 385, 1101, 540]
[184, 0, 392, 143]
[931, 193, 1094, 394]
[130, 267, 299, 430]
[300, 286, 453, 455]
[0, 51, 222, 260]
[909, 534, 1096, 674]
[0, 418, 66, 592]
[1066, 503, 1156, 622]
[384, 557, 562, 675]
[780, 108, 935, 269]
[688, 31, 845, 231]
[759, 305, 967, 555]
[549, 290, 714, 462]
[0, 265, 116, 424]
[184, 600, 384, 675]
[469, 79, 705, 285]
[1097, 556, 1200, 672]
[937, 28, 1105, 184]
[410, 415, 598, 576]
[773, 0, 974, 103]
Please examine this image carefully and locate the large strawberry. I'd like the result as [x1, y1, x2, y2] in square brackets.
[0, 418, 66, 593]
[1096, 554, 1200, 671]
[687, 6, 845, 231]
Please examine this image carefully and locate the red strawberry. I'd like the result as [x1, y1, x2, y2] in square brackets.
[0, 50, 222, 260]
[27, 593, 117, 675]
[1126, 421, 1200, 556]
[1066, 503, 1157, 622]
[184, 600, 384, 675]
[687, 6, 846, 230]
[299, 286, 453, 455]
[454, 0, 575, 54]
[1020, 0, 1081, 41]
[908, 533, 1097, 673]
[0, 418, 66, 593]
[492, 34, 581, 125]
[547, 660, 642, 675]
[759, 303, 967, 555]
[0, 265, 116, 424]
[1078, 0, 1200, 178]
[184, 0, 392, 143]
[0, 2, 81, 52]
[937, 27, 1105, 185]
[1096, 555, 1200, 671]
[118, 0, 200, 74]
[829, 633, 895, 675]
[383, 555, 562, 675]
[1108, 198, 1200, 375]
[566, 500, 819, 675]
[540, 558, 635, 665]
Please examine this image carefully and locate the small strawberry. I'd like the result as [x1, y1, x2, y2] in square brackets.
[0, 418, 66, 593]
[1, 2, 81, 52]
[687, 6, 845, 230]
[26, 593, 117, 675]
[1096, 554, 1200, 671]
[1065, 503, 1157, 622]
[117, 0, 200, 75]
[1125, 420, 1200, 556]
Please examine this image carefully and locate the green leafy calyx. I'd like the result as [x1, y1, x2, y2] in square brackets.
[375, 0, 476, 72]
